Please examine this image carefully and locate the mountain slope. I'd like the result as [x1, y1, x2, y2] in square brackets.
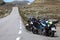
[13, 1, 29, 6]
[20, 0, 60, 24]
[0, 0, 5, 5]
[0, 0, 3, 3]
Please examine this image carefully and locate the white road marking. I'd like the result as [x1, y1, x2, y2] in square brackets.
[16, 37, 21, 40]
[18, 30, 22, 34]
[16, 16, 22, 40]
[19, 21, 22, 34]
[20, 26, 22, 29]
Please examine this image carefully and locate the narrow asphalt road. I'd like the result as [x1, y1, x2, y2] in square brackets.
[0, 7, 60, 40]
[0, 7, 20, 40]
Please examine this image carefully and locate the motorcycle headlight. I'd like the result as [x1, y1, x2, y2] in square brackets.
[26, 24, 29, 26]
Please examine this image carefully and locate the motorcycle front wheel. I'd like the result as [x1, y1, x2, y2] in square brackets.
[26, 26, 32, 31]
[32, 28, 38, 34]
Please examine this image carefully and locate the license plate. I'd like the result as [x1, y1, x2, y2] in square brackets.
[51, 27, 55, 31]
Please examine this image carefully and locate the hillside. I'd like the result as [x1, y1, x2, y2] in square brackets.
[0, 0, 5, 5]
[29, 0, 60, 13]
[19, 0, 60, 24]
[13, 1, 29, 7]
[0, 0, 29, 18]
[0, 3, 13, 18]
[0, 0, 3, 4]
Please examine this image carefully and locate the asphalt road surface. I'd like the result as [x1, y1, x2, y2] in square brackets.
[0, 7, 60, 40]
[0, 7, 20, 40]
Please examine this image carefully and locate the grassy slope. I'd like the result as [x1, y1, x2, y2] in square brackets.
[19, 0, 60, 24]
[0, 3, 14, 18]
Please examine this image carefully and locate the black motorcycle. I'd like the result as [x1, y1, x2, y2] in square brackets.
[31, 22, 56, 37]
[25, 18, 58, 37]
[45, 24, 56, 37]
[25, 20, 39, 34]
[25, 17, 37, 31]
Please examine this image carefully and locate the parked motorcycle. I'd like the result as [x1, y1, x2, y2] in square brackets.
[25, 17, 58, 37]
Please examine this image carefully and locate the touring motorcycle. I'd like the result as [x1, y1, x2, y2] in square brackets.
[25, 19, 58, 37]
